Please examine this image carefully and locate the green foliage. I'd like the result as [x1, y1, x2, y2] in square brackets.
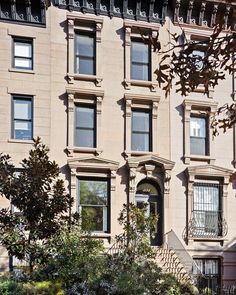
[0, 276, 64, 295]
[0, 137, 73, 270]
[0, 276, 24, 295]
[36, 225, 104, 287]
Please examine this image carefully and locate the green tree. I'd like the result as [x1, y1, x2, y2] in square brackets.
[0, 137, 73, 271]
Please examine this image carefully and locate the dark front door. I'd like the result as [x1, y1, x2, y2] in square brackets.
[136, 192, 163, 246]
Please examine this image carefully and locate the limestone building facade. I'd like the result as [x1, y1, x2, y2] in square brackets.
[0, 0, 236, 292]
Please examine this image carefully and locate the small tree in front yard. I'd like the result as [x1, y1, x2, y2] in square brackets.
[0, 137, 73, 271]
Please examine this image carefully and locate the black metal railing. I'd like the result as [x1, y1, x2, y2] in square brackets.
[193, 274, 221, 295]
[188, 210, 228, 239]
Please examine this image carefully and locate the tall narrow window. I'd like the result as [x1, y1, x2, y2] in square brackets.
[193, 259, 221, 295]
[190, 116, 208, 155]
[75, 32, 95, 75]
[192, 183, 222, 238]
[75, 105, 96, 148]
[12, 97, 33, 140]
[78, 178, 109, 232]
[13, 38, 33, 70]
[131, 40, 150, 81]
[131, 110, 151, 152]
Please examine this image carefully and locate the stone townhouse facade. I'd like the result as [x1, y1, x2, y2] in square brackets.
[0, 0, 236, 293]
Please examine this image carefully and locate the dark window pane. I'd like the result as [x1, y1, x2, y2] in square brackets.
[75, 34, 94, 57]
[75, 57, 94, 75]
[13, 98, 32, 140]
[14, 100, 32, 120]
[75, 129, 94, 147]
[190, 116, 207, 155]
[132, 41, 149, 63]
[82, 206, 104, 231]
[14, 121, 32, 140]
[79, 179, 108, 232]
[79, 180, 108, 205]
[132, 133, 149, 151]
[190, 137, 206, 155]
[131, 63, 149, 80]
[76, 106, 94, 128]
[192, 50, 205, 70]
[190, 117, 206, 137]
[14, 40, 33, 70]
[132, 111, 150, 132]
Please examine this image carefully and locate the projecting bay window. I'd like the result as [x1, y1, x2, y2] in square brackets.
[131, 39, 151, 81]
[190, 116, 208, 156]
[75, 32, 95, 75]
[131, 109, 152, 152]
[78, 178, 109, 233]
[192, 183, 223, 238]
[75, 104, 96, 148]
[12, 97, 33, 140]
[193, 259, 221, 295]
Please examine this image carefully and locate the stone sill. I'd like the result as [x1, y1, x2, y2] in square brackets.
[8, 139, 33, 144]
[67, 73, 102, 86]
[184, 155, 215, 165]
[124, 79, 157, 91]
[124, 150, 155, 157]
[67, 146, 102, 156]
[9, 68, 35, 74]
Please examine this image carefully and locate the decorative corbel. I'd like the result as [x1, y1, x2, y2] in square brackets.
[96, 22, 103, 43]
[68, 94, 74, 112]
[110, 170, 117, 191]
[144, 164, 155, 178]
[164, 169, 171, 194]
[95, 77, 103, 87]
[124, 79, 131, 90]
[70, 168, 77, 190]
[68, 18, 75, 39]
[126, 99, 132, 117]
[125, 26, 131, 46]
[96, 96, 103, 115]
[129, 167, 137, 194]
[152, 101, 158, 119]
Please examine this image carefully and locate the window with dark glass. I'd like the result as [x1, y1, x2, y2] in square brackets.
[78, 178, 109, 232]
[131, 109, 151, 152]
[131, 39, 150, 81]
[12, 97, 33, 140]
[75, 105, 96, 148]
[13, 38, 33, 70]
[192, 183, 222, 238]
[75, 32, 95, 75]
[192, 49, 205, 71]
[190, 116, 208, 156]
[193, 259, 221, 295]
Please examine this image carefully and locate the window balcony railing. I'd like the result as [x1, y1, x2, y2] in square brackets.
[187, 210, 228, 239]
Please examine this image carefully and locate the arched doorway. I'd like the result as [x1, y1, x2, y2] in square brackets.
[135, 179, 163, 246]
